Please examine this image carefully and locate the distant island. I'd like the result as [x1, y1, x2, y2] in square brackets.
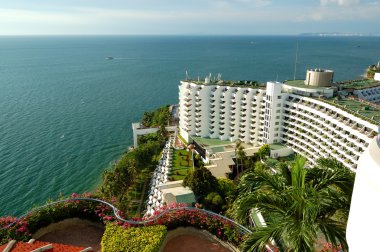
[299, 32, 380, 37]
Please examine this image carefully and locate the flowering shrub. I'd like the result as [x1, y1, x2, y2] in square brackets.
[1, 197, 247, 248]
[101, 224, 167, 252]
[0, 216, 30, 245]
[320, 242, 345, 252]
[0, 192, 115, 245]
[141, 203, 246, 246]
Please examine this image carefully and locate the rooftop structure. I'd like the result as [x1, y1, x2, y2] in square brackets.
[305, 68, 334, 87]
[159, 180, 195, 205]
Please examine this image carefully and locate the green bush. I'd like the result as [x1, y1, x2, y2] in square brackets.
[204, 192, 224, 212]
[141, 105, 170, 128]
[101, 224, 167, 252]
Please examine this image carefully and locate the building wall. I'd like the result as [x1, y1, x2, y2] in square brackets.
[281, 94, 376, 171]
[178, 81, 265, 146]
[262, 82, 284, 144]
[346, 135, 380, 251]
[353, 86, 380, 105]
[374, 72, 380, 81]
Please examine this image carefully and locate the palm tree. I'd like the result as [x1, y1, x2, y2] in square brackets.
[235, 140, 247, 178]
[234, 156, 354, 252]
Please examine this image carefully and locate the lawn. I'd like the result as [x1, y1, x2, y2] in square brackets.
[169, 149, 193, 181]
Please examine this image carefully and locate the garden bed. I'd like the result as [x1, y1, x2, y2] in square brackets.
[170, 149, 192, 181]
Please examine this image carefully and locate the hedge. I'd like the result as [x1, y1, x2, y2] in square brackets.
[101, 224, 167, 252]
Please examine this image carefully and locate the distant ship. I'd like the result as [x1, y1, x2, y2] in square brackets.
[106, 56, 114, 60]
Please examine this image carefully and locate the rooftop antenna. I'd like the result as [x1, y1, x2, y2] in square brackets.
[293, 41, 299, 80]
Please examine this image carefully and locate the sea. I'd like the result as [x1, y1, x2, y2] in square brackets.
[1, 35, 379, 216]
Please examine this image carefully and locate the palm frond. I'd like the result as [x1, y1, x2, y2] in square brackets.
[318, 218, 348, 250]
[291, 155, 307, 189]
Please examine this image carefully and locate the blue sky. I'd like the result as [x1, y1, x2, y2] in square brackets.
[0, 0, 379, 35]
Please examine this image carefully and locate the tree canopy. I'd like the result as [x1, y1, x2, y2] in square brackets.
[141, 105, 170, 127]
[257, 144, 270, 159]
[183, 165, 218, 199]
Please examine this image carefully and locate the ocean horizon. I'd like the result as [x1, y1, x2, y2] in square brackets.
[1, 35, 379, 216]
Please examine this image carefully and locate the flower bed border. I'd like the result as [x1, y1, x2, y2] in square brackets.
[1, 196, 251, 247]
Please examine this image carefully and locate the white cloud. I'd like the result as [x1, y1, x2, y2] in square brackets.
[298, 2, 380, 21]
[320, 0, 360, 6]
[234, 0, 272, 6]
[210, 0, 271, 8]
[0, 2, 378, 35]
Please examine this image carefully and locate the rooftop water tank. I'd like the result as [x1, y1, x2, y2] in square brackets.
[304, 69, 334, 87]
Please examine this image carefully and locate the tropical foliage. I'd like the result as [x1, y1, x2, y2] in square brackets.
[101, 224, 167, 252]
[141, 105, 170, 128]
[233, 156, 354, 252]
[100, 140, 164, 213]
[235, 140, 247, 177]
[257, 144, 270, 160]
[367, 63, 380, 79]
[183, 165, 218, 198]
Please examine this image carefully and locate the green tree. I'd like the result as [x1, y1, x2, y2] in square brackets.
[183, 165, 218, 198]
[235, 140, 247, 177]
[133, 141, 162, 169]
[204, 192, 224, 212]
[217, 178, 237, 207]
[234, 156, 354, 252]
[141, 105, 170, 127]
[257, 144, 270, 160]
[100, 157, 137, 202]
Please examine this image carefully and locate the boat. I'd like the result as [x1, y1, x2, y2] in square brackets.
[106, 56, 114, 60]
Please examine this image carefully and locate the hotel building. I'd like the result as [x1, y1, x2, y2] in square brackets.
[178, 70, 380, 251]
[178, 70, 379, 171]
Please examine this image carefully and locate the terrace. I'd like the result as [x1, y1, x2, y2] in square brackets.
[319, 96, 380, 125]
[191, 136, 232, 147]
[338, 79, 380, 90]
[182, 79, 266, 89]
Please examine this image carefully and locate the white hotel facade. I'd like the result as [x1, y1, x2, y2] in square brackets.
[178, 71, 380, 251]
[178, 73, 379, 171]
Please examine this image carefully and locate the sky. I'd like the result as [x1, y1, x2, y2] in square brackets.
[0, 0, 379, 35]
